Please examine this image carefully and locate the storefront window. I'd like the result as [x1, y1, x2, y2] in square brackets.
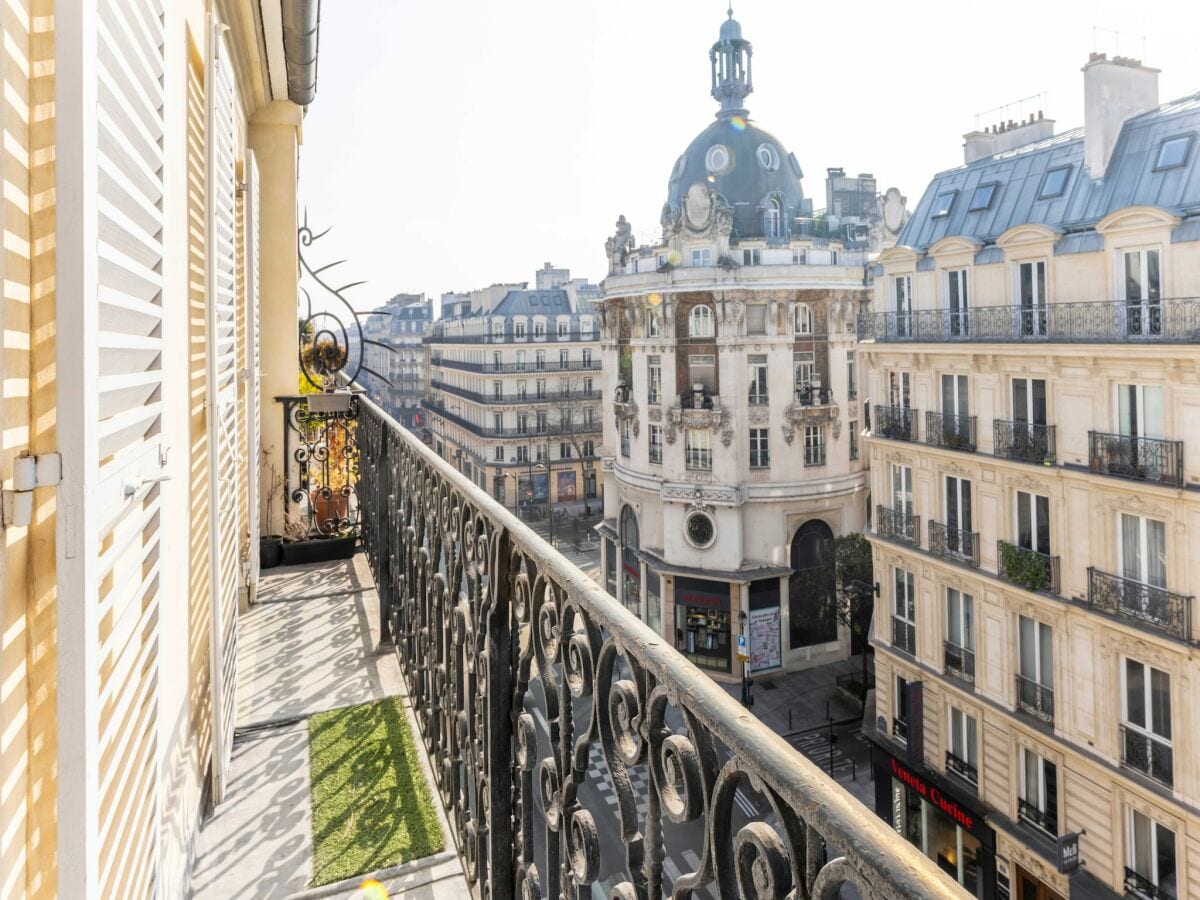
[620, 506, 642, 617]
[892, 778, 983, 897]
[604, 538, 616, 597]
[646, 570, 662, 635]
[674, 577, 731, 672]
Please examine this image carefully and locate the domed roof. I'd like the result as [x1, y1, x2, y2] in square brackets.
[719, 15, 742, 40]
[666, 116, 804, 240]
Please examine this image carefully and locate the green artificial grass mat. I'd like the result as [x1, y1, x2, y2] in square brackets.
[307, 695, 444, 887]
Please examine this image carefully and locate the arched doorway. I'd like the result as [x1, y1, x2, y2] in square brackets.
[789, 520, 837, 648]
[619, 505, 642, 618]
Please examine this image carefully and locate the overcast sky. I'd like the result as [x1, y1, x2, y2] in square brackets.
[296, 0, 1199, 312]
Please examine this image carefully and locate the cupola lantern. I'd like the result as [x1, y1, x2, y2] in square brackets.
[709, 7, 753, 118]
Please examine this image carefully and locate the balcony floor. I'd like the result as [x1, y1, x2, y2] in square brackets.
[189, 553, 468, 899]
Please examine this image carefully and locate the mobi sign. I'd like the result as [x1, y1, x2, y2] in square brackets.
[890, 757, 978, 834]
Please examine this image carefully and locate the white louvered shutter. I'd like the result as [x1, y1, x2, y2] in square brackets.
[206, 19, 242, 804]
[57, 0, 168, 895]
[244, 151, 262, 591]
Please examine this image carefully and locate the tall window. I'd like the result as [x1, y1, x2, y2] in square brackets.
[516, 380, 527, 400]
[803, 425, 825, 466]
[647, 310, 661, 337]
[1018, 616, 1054, 721]
[648, 425, 662, 464]
[748, 355, 768, 404]
[535, 412, 548, 433]
[893, 568, 916, 655]
[517, 413, 529, 435]
[1127, 809, 1177, 899]
[888, 370, 911, 408]
[848, 422, 859, 461]
[534, 320, 546, 339]
[1016, 260, 1047, 336]
[1014, 490, 1051, 556]
[1123, 659, 1173, 786]
[647, 356, 662, 404]
[1123, 248, 1162, 337]
[559, 349, 569, 367]
[1116, 383, 1163, 440]
[941, 373, 969, 425]
[749, 428, 770, 468]
[492, 412, 503, 432]
[846, 351, 857, 401]
[582, 348, 592, 366]
[947, 707, 978, 784]
[765, 196, 783, 237]
[894, 675, 910, 740]
[515, 321, 527, 338]
[894, 275, 912, 336]
[536, 378, 547, 399]
[946, 588, 974, 681]
[689, 304, 714, 337]
[493, 380, 503, 399]
[620, 419, 631, 457]
[516, 445, 529, 463]
[531, 350, 541, 369]
[495, 445, 505, 461]
[1019, 748, 1058, 835]
[583, 407, 594, 427]
[945, 475, 973, 555]
[583, 376, 593, 395]
[557, 319, 568, 337]
[794, 303, 812, 335]
[947, 268, 969, 336]
[891, 464, 913, 517]
[582, 439, 595, 457]
[1120, 513, 1167, 590]
[685, 429, 712, 470]
[559, 442, 572, 459]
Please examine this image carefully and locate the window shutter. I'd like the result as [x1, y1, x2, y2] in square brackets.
[244, 151, 262, 590]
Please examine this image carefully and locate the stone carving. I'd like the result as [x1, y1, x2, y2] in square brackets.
[781, 403, 839, 446]
[661, 483, 742, 506]
[647, 406, 663, 423]
[605, 214, 635, 271]
[613, 398, 639, 438]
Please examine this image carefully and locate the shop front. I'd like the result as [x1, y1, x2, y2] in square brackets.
[556, 469, 577, 501]
[871, 744, 997, 899]
[673, 576, 731, 673]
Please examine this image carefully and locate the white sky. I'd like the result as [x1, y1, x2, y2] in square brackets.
[297, 0, 1200, 312]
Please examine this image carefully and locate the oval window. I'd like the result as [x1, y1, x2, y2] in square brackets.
[705, 144, 730, 175]
[757, 143, 779, 172]
[685, 512, 716, 548]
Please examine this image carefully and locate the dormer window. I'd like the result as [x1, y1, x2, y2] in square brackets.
[689, 305, 714, 338]
[1038, 166, 1071, 200]
[765, 197, 784, 237]
[968, 182, 998, 211]
[1154, 134, 1193, 171]
[931, 190, 957, 218]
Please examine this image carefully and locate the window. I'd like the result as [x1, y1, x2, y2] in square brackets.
[559, 349, 569, 367]
[494, 445, 505, 461]
[535, 444, 546, 461]
[793, 351, 815, 393]
[1153, 134, 1191, 171]
[945, 475, 973, 543]
[946, 268, 969, 336]
[647, 356, 662, 404]
[846, 352, 857, 400]
[517, 413, 529, 435]
[493, 380, 503, 399]
[1019, 748, 1058, 835]
[689, 304, 714, 337]
[1123, 250, 1162, 336]
[582, 440, 595, 457]
[1123, 659, 1173, 786]
[749, 428, 770, 468]
[582, 348, 592, 366]
[689, 354, 716, 395]
[705, 144, 729, 174]
[583, 377, 593, 395]
[493, 351, 503, 368]
[536, 379, 547, 399]
[516, 445, 529, 463]
[492, 322, 504, 338]
[516, 380, 527, 400]
[803, 425, 825, 466]
[947, 707, 978, 784]
[968, 182, 997, 211]
[690, 248, 712, 267]
[939, 374, 971, 447]
[888, 370, 911, 409]
[1012, 377, 1047, 427]
[557, 319, 568, 337]
[893, 275, 912, 336]
[894, 674, 910, 739]
[742, 248, 761, 266]
[893, 569, 916, 655]
[534, 321, 545, 339]
[648, 425, 662, 463]
[516, 349, 527, 367]
[931, 190, 956, 217]
[559, 443, 572, 459]
[535, 412, 548, 433]
[765, 196, 783, 237]
[757, 142, 779, 171]
[891, 464, 913, 518]
[1127, 809, 1177, 899]
[1120, 513, 1167, 590]
[1015, 490, 1051, 556]
[647, 310, 662, 337]
[848, 422, 859, 460]
[946, 588, 975, 678]
[748, 354, 768, 404]
[515, 321, 526, 338]
[492, 413, 503, 432]
[685, 429, 712, 470]
[1018, 616, 1054, 721]
[794, 303, 812, 334]
[1016, 260, 1047, 336]
[583, 407, 594, 427]
[620, 419, 631, 457]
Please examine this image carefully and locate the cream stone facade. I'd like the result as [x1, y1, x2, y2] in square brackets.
[861, 55, 1200, 900]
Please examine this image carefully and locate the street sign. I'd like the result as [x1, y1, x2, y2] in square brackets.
[736, 633, 750, 662]
[1056, 832, 1080, 874]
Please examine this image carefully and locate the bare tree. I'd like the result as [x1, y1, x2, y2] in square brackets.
[550, 373, 603, 515]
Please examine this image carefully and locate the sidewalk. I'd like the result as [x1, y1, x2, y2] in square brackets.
[189, 553, 469, 899]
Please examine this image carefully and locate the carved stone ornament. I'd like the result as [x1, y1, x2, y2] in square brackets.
[647, 406, 663, 423]
[781, 404, 839, 446]
[613, 399, 640, 438]
[747, 406, 770, 426]
[661, 483, 742, 506]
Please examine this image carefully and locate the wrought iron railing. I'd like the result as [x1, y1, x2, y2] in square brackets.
[1125, 865, 1171, 899]
[1015, 674, 1054, 724]
[873, 405, 918, 441]
[945, 751, 977, 785]
[432, 357, 603, 374]
[857, 297, 1200, 344]
[993, 420, 1056, 464]
[1017, 798, 1057, 835]
[431, 378, 602, 406]
[422, 399, 602, 439]
[355, 394, 968, 899]
[943, 641, 975, 684]
[1088, 431, 1184, 488]
[280, 395, 361, 537]
[1087, 567, 1193, 642]
[893, 717, 909, 742]
[891, 616, 916, 656]
[928, 521, 980, 567]
[925, 411, 976, 452]
[1119, 725, 1174, 788]
[426, 329, 601, 345]
[998, 540, 1060, 595]
[794, 384, 834, 407]
[877, 505, 919, 545]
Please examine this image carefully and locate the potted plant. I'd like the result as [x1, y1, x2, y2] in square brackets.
[258, 453, 285, 569]
[300, 336, 352, 412]
[279, 506, 358, 565]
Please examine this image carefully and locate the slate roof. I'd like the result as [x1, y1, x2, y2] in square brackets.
[899, 93, 1200, 251]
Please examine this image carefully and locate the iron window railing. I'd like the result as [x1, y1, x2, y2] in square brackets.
[1015, 674, 1055, 723]
[1017, 798, 1057, 836]
[928, 521, 980, 567]
[432, 357, 602, 374]
[426, 329, 600, 345]
[1120, 724, 1174, 788]
[874, 405, 918, 441]
[1088, 431, 1184, 488]
[893, 716, 909, 741]
[857, 298, 1200, 344]
[925, 411, 976, 452]
[1087, 567, 1193, 642]
[943, 641, 975, 683]
[993, 420, 1056, 464]
[1125, 865, 1172, 900]
[997, 540, 1060, 595]
[421, 399, 602, 438]
[794, 385, 834, 407]
[892, 616, 917, 655]
[877, 505, 919, 545]
[355, 393, 966, 899]
[945, 751, 978, 785]
[430, 379, 601, 405]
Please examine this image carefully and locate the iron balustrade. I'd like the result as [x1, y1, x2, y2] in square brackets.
[876, 505, 919, 545]
[945, 751, 978, 785]
[928, 521, 980, 567]
[1119, 725, 1174, 788]
[1016, 798, 1057, 835]
[925, 411, 976, 452]
[426, 329, 601, 345]
[993, 420, 1056, 464]
[943, 641, 975, 684]
[857, 297, 1200, 344]
[279, 395, 361, 537]
[1087, 567, 1193, 642]
[873, 405, 918, 442]
[893, 717, 909, 742]
[422, 399, 602, 439]
[997, 540, 1060, 595]
[354, 393, 968, 900]
[431, 378, 602, 406]
[891, 616, 916, 656]
[1015, 674, 1055, 724]
[1125, 865, 1171, 899]
[1088, 431, 1184, 488]
[794, 384, 834, 407]
[431, 357, 603, 374]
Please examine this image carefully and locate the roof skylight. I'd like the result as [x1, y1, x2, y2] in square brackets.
[1154, 135, 1193, 171]
[931, 190, 956, 218]
[1038, 165, 1071, 200]
[968, 183, 998, 212]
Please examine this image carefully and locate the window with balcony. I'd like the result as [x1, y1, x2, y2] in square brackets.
[536, 379, 546, 399]
[647, 310, 661, 337]
[492, 413, 503, 432]
[493, 380, 503, 399]
[795, 303, 812, 335]
[492, 323, 505, 339]
[1126, 809, 1177, 900]
[945, 588, 975, 683]
[534, 321, 546, 339]
[933, 475, 976, 564]
[1122, 659, 1173, 788]
[583, 377, 593, 395]
[494, 351, 503, 368]
[689, 304, 714, 337]
[793, 352, 815, 396]
[888, 370, 911, 409]
[748, 355, 768, 405]
[892, 568, 916, 655]
[1018, 748, 1058, 835]
[583, 407, 594, 427]
[517, 414, 529, 435]
[559, 349, 569, 368]
[648, 356, 662, 404]
[1123, 249, 1162, 337]
[685, 429, 712, 470]
[1101, 383, 1174, 483]
[1017, 616, 1054, 722]
[536, 412, 548, 434]
[947, 707, 978, 785]
[620, 419, 631, 457]
[648, 426, 662, 464]
[582, 348, 592, 366]
[749, 428, 769, 468]
[1015, 260, 1047, 337]
[516, 380, 527, 401]
[1000, 490, 1057, 593]
[533, 350, 543, 370]
[892, 463, 913, 519]
[849, 422, 858, 461]
[536, 444, 546, 462]
[515, 322, 527, 338]
[765, 196, 784, 237]
[803, 425, 825, 466]
[931, 373, 974, 451]
[846, 351, 857, 401]
[893, 275, 912, 336]
[557, 319, 568, 337]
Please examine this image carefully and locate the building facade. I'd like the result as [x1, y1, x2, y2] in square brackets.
[861, 55, 1200, 900]
[361, 293, 433, 429]
[424, 267, 605, 510]
[597, 13, 904, 679]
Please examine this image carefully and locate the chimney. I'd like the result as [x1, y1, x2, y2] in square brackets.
[963, 111, 1055, 164]
[1083, 52, 1159, 177]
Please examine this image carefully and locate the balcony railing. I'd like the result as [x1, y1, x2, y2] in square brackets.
[1125, 866, 1172, 900]
[430, 378, 601, 406]
[997, 540, 1060, 595]
[925, 411, 976, 452]
[873, 405, 918, 441]
[1087, 567, 1193, 642]
[1088, 431, 1184, 488]
[877, 505, 919, 545]
[893, 717, 909, 741]
[858, 297, 1200, 344]
[1119, 725, 1174, 788]
[943, 641, 975, 684]
[928, 521, 980, 567]
[355, 393, 966, 899]
[431, 357, 602, 374]
[426, 329, 600, 345]
[993, 420, 1056, 465]
[1017, 798, 1057, 835]
[794, 384, 834, 407]
[421, 399, 601, 438]
[892, 616, 916, 655]
[1015, 674, 1055, 723]
[945, 751, 978, 785]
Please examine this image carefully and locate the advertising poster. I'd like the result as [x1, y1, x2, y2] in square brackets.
[749, 606, 781, 672]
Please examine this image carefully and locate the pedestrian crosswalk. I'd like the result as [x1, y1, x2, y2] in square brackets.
[788, 726, 862, 781]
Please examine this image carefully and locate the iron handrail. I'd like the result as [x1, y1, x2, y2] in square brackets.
[421, 399, 602, 439]
[1015, 674, 1055, 724]
[1087, 567, 1193, 643]
[430, 378, 602, 406]
[944, 751, 978, 785]
[873, 405, 919, 442]
[1088, 430, 1184, 488]
[877, 504, 919, 545]
[925, 411, 976, 452]
[943, 641, 975, 684]
[928, 521, 980, 567]
[997, 540, 1061, 595]
[431, 357, 603, 374]
[426, 329, 601, 345]
[1119, 724, 1174, 788]
[993, 420, 1056, 465]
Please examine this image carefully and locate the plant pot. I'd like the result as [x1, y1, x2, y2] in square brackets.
[310, 490, 350, 528]
[280, 533, 357, 566]
[306, 391, 353, 414]
[259, 535, 284, 569]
